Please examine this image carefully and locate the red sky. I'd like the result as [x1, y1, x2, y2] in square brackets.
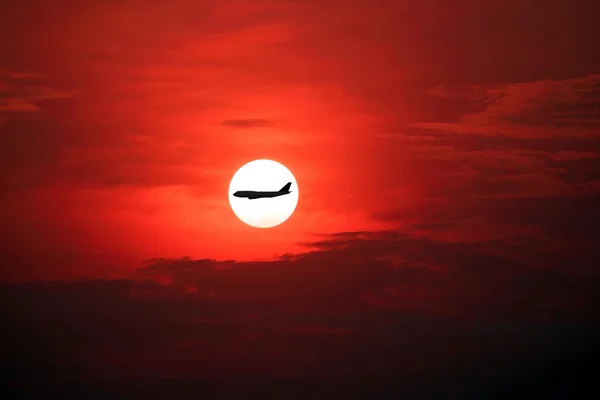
[1, 0, 599, 397]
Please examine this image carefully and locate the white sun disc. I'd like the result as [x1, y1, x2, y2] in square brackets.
[228, 159, 299, 228]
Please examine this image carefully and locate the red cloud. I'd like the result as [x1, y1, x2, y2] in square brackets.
[0, 69, 78, 117]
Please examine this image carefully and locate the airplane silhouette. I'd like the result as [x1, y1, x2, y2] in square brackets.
[233, 182, 292, 200]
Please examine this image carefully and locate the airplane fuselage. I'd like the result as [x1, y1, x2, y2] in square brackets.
[233, 190, 291, 199]
[233, 182, 293, 200]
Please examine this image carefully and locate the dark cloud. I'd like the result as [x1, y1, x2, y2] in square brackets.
[547, 156, 600, 184]
[130, 230, 600, 322]
[0, 69, 78, 118]
[394, 128, 600, 153]
[2, 230, 600, 397]
[473, 193, 600, 241]
[377, 77, 600, 212]
[410, 74, 600, 134]
[220, 118, 273, 128]
[375, 192, 600, 243]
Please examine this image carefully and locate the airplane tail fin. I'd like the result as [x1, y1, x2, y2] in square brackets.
[279, 182, 292, 192]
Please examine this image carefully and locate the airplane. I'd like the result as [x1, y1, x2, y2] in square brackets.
[233, 182, 292, 200]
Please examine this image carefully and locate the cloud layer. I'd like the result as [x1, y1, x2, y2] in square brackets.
[2, 230, 599, 396]
[0, 69, 77, 117]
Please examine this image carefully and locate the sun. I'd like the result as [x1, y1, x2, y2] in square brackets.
[228, 159, 299, 228]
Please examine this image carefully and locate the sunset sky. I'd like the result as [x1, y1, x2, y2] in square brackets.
[1, 0, 599, 397]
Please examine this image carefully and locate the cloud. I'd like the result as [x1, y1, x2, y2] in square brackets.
[220, 118, 273, 128]
[410, 74, 600, 136]
[0, 69, 79, 118]
[387, 128, 600, 153]
[547, 155, 600, 184]
[374, 75, 600, 214]
[375, 191, 600, 242]
[1, 229, 599, 396]
[371, 77, 600, 232]
[129, 230, 600, 322]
